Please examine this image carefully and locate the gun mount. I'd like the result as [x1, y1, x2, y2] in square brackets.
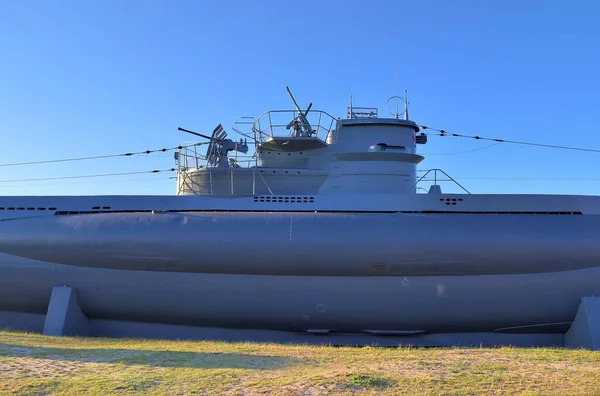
[178, 125, 248, 168]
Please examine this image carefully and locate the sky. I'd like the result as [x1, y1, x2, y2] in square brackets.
[1, 0, 600, 196]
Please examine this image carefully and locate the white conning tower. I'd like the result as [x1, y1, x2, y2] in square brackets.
[319, 104, 426, 194]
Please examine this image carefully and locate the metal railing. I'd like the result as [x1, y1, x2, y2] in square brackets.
[176, 168, 274, 196]
[175, 146, 258, 171]
[176, 168, 468, 197]
[347, 106, 378, 119]
[231, 116, 257, 153]
[175, 146, 204, 170]
[412, 169, 471, 194]
[252, 109, 337, 144]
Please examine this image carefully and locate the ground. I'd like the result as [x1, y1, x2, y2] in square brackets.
[0, 330, 598, 395]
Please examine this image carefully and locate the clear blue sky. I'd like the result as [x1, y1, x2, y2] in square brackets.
[1, 0, 599, 196]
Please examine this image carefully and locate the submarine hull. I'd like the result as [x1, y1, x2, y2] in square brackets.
[0, 211, 599, 334]
[0, 254, 598, 333]
[1, 212, 600, 276]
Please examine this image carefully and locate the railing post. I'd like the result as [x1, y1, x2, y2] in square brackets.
[317, 111, 323, 133]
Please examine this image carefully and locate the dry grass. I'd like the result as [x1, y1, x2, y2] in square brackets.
[0, 329, 598, 395]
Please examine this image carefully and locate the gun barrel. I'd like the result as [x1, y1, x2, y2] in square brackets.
[178, 127, 215, 141]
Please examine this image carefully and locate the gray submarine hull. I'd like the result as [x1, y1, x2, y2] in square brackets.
[1, 253, 599, 333]
[0, 211, 599, 333]
[1, 212, 600, 276]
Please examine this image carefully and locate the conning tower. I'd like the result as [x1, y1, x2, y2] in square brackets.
[175, 89, 427, 196]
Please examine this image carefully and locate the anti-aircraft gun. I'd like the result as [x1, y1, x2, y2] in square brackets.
[285, 86, 316, 138]
[178, 124, 249, 168]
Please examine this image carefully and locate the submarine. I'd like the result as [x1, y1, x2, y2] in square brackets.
[0, 88, 599, 348]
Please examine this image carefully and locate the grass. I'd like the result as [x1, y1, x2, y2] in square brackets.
[0, 329, 598, 395]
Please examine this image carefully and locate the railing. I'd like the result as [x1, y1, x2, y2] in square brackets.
[347, 106, 378, 119]
[175, 145, 258, 172]
[176, 168, 274, 196]
[231, 116, 257, 148]
[176, 167, 470, 197]
[252, 109, 337, 144]
[175, 146, 204, 171]
[412, 169, 471, 194]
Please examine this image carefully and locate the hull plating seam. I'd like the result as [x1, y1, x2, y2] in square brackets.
[51, 209, 584, 215]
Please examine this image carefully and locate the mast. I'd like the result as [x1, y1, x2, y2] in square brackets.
[349, 94, 353, 119]
[404, 90, 409, 121]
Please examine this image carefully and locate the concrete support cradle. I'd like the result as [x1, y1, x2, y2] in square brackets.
[43, 286, 90, 337]
[565, 296, 600, 350]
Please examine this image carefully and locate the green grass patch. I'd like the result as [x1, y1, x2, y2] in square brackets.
[0, 330, 598, 395]
[345, 373, 395, 389]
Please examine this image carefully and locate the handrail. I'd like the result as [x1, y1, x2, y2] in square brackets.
[176, 168, 276, 196]
[175, 110, 337, 172]
[410, 168, 471, 194]
[178, 168, 469, 197]
[251, 109, 337, 144]
[347, 106, 378, 119]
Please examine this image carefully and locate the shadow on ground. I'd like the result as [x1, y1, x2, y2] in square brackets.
[0, 342, 295, 370]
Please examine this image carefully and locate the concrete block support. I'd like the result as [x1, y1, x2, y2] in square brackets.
[565, 297, 600, 350]
[43, 286, 90, 337]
